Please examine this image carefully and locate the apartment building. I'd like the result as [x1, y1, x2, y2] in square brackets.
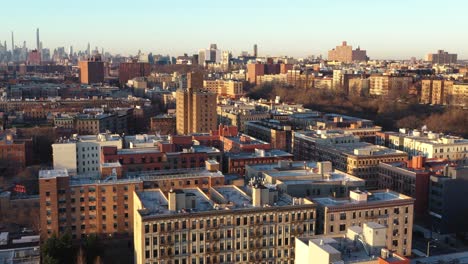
[176, 73, 217, 134]
[313, 189, 414, 256]
[376, 129, 468, 163]
[203, 80, 243, 98]
[52, 133, 122, 175]
[223, 149, 293, 176]
[244, 120, 293, 152]
[294, 131, 408, 189]
[245, 160, 365, 198]
[38, 162, 225, 240]
[429, 165, 468, 234]
[218, 109, 271, 132]
[377, 156, 449, 216]
[221, 134, 271, 153]
[420, 79, 453, 105]
[425, 50, 457, 64]
[450, 83, 468, 106]
[102, 145, 222, 174]
[369, 75, 412, 97]
[133, 184, 317, 264]
[328, 41, 368, 63]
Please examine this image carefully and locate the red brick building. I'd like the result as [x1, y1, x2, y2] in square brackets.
[0, 132, 33, 175]
[119, 62, 151, 85]
[224, 149, 293, 176]
[378, 156, 449, 216]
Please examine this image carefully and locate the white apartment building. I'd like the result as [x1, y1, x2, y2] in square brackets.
[52, 133, 122, 176]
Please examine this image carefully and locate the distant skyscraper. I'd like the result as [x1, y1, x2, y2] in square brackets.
[69, 46, 73, 57]
[254, 44, 258, 57]
[87, 43, 90, 56]
[11, 31, 14, 52]
[36, 28, 40, 51]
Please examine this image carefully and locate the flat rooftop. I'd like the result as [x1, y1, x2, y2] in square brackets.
[137, 188, 214, 217]
[335, 142, 406, 156]
[225, 149, 293, 159]
[314, 190, 411, 207]
[306, 236, 381, 263]
[117, 148, 161, 155]
[39, 169, 69, 179]
[224, 134, 270, 145]
[269, 169, 364, 183]
[247, 161, 317, 172]
[137, 185, 310, 218]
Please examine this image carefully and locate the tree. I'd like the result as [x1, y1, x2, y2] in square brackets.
[41, 232, 74, 264]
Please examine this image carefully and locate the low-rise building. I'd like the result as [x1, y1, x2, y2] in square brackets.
[244, 119, 293, 152]
[295, 223, 410, 264]
[224, 149, 293, 176]
[246, 160, 365, 198]
[376, 129, 468, 163]
[378, 157, 449, 216]
[294, 131, 408, 189]
[313, 189, 414, 256]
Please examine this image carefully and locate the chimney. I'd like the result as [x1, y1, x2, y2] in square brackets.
[317, 161, 333, 176]
[168, 189, 177, 211]
[252, 185, 271, 207]
[412, 156, 424, 170]
[168, 189, 186, 211]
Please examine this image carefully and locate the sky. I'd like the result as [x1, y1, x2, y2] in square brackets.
[1, 0, 467, 59]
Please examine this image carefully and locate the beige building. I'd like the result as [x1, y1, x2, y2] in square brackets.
[369, 75, 412, 97]
[133, 184, 317, 264]
[349, 77, 370, 96]
[313, 190, 414, 256]
[420, 79, 453, 105]
[294, 131, 408, 189]
[450, 83, 468, 106]
[203, 80, 243, 98]
[176, 73, 217, 134]
[377, 129, 468, 162]
[314, 78, 333, 90]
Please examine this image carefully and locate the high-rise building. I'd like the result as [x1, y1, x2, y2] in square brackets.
[36, 28, 40, 51]
[247, 63, 265, 84]
[254, 44, 258, 57]
[11, 31, 14, 53]
[176, 72, 217, 134]
[328, 41, 368, 63]
[78, 54, 105, 84]
[425, 50, 457, 64]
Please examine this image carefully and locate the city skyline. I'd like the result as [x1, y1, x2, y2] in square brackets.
[1, 0, 467, 59]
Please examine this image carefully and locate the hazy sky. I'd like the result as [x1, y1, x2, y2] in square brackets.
[1, 0, 466, 59]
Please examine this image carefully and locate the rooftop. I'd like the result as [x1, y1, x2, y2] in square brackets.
[136, 184, 312, 219]
[314, 189, 412, 207]
[225, 149, 293, 159]
[39, 169, 69, 179]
